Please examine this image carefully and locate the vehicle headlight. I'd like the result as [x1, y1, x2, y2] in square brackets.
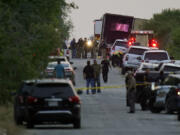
[87, 40, 92, 47]
[177, 91, 180, 96]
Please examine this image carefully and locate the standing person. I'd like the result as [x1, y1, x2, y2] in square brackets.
[127, 71, 136, 113]
[83, 60, 95, 94]
[101, 57, 111, 83]
[78, 38, 84, 58]
[92, 59, 101, 93]
[70, 38, 76, 58]
[54, 60, 65, 78]
[125, 71, 131, 106]
[99, 39, 106, 59]
[83, 38, 88, 58]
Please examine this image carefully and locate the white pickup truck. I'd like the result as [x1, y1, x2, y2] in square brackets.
[140, 50, 171, 64]
[122, 46, 151, 74]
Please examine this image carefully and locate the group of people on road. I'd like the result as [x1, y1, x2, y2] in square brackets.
[70, 38, 99, 59]
[83, 58, 111, 94]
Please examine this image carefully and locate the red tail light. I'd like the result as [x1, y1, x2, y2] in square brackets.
[176, 88, 180, 96]
[27, 96, 38, 104]
[69, 96, 80, 104]
[141, 60, 144, 63]
[125, 55, 129, 61]
[65, 68, 72, 71]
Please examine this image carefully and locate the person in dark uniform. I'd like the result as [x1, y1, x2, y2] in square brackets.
[83, 60, 95, 94]
[127, 71, 136, 113]
[83, 38, 88, 58]
[101, 57, 111, 83]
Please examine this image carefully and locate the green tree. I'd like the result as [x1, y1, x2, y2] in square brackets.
[0, 0, 77, 104]
[142, 9, 180, 58]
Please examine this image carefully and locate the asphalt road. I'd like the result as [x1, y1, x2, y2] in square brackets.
[24, 58, 180, 135]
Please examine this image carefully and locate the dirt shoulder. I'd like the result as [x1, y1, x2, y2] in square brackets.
[0, 105, 23, 135]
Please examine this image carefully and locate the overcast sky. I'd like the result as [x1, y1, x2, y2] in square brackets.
[66, 0, 180, 40]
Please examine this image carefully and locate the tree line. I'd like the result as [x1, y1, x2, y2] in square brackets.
[0, 0, 77, 104]
[142, 9, 180, 59]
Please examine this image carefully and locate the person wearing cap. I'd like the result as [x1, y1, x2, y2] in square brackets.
[126, 71, 136, 113]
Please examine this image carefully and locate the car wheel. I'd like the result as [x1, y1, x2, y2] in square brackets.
[14, 106, 23, 125]
[165, 100, 173, 114]
[26, 121, 34, 129]
[73, 118, 81, 129]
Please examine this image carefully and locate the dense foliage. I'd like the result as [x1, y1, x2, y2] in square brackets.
[142, 9, 180, 59]
[0, 0, 77, 104]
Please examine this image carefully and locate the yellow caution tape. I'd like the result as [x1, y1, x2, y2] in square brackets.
[75, 82, 152, 91]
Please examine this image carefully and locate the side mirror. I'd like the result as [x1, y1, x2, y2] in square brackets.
[77, 89, 83, 95]
[70, 62, 74, 65]
[137, 57, 142, 61]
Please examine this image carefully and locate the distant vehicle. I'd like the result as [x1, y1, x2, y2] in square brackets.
[130, 30, 154, 47]
[100, 13, 134, 48]
[110, 39, 129, 56]
[45, 61, 76, 85]
[48, 56, 69, 62]
[122, 46, 151, 74]
[14, 79, 81, 128]
[140, 50, 171, 64]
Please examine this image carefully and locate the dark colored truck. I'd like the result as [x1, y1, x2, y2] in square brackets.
[101, 13, 134, 47]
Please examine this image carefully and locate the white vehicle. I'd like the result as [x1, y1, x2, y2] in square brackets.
[48, 56, 69, 62]
[141, 50, 171, 64]
[135, 62, 159, 73]
[110, 39, 129, 56]
[122, 46, 151, 74]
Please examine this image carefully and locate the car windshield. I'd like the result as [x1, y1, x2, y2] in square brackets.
[115, 41, 128, 48]
[144, 52, 168, 60]
[47, 63, 57, 68]
[128, 48, 148, 55]
[31, 83, 74, 98]
[163, 66, 180, 72]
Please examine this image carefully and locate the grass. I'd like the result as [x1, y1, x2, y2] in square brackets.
[0, 105, 23, 135]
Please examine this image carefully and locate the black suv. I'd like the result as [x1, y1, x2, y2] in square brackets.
[13, 79, 81, 128]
